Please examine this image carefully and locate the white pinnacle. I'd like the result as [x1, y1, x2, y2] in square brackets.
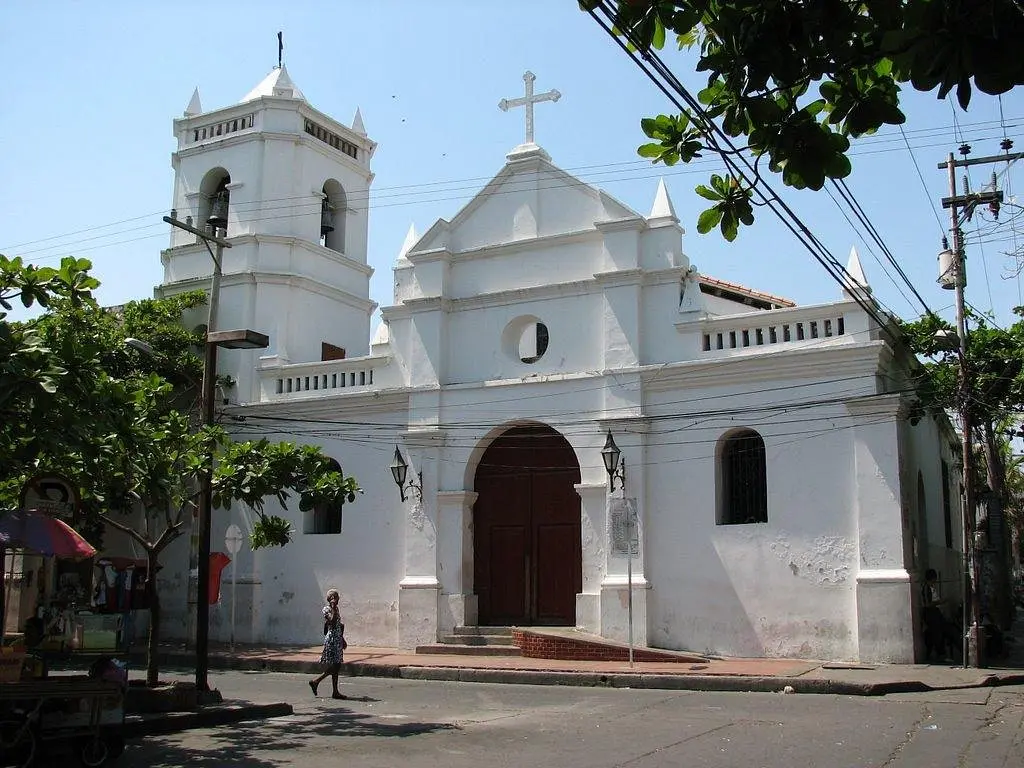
[398, 223, 418, 261]
[649, 178, 678, 221]
[845, 245, 870, 289]
[352, 107, 366, 135]
[184, 87, 202, 117]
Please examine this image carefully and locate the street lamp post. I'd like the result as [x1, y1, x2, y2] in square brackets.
[163, 214, 268, 692]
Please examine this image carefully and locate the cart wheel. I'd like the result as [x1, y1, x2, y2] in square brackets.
[0, 718, 37, 768]
[79, 735, 109, 767]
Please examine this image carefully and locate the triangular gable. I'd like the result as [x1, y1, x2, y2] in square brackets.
[410, 151, 640, 255]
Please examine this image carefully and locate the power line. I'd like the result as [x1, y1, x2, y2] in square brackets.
[899, 123, 947, 238]
[3, 119, 1019, 259]
[585, 3, 900, 337]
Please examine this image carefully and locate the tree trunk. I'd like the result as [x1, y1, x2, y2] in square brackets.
[145, 548, 161, 687]
[982, 422, 1013, 629]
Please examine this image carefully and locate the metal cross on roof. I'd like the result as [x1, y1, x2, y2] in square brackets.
[498, 71, 560, 146]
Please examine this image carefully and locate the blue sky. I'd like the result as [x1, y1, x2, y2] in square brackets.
[2, 1, 1023, 331]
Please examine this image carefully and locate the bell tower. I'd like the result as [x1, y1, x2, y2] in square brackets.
[159, 66, 377, 402]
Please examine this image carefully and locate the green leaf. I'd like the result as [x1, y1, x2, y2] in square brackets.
[638, 142, 664, 158]
[640, 118, 660, 138]
[720, 209, 739, 242]
[697, 206, 723, 234]
[695, 184, 723, 202]
[652, 20, 666, 50]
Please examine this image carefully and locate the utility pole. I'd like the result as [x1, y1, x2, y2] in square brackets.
[938, 145, 1020, 668]
[163, 214, 228, 693]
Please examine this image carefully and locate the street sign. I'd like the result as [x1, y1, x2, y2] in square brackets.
[609, 497, 639, 556]
[224, 524, 244, 556]
[19, 473, 80, 521]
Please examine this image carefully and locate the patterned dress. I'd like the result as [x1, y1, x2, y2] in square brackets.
[320, 605, 345, 666]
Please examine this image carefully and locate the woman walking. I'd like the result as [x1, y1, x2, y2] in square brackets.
[309, 588, 347, 699]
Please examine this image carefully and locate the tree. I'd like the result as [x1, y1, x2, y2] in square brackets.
[580, 1, 1024, 240]
[1, 266, 361, 685]
[0, 254, 101, 479]
[901, 309, 1024, 630]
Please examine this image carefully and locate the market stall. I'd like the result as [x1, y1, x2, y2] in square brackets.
[1, 509, 98, 654]
[0, 509, 127, 766]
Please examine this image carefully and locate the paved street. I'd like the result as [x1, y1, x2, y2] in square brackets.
[124, 670, 1024, 767]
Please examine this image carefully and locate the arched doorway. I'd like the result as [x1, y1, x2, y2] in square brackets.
[473, 425, 582, 626]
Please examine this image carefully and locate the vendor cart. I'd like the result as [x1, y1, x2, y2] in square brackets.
[0, 676, 125, 767]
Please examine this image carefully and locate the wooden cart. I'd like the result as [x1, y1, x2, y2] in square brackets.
[0, 676, 125, 767]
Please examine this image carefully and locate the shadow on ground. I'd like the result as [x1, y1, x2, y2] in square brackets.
[125, 705, 460, 766]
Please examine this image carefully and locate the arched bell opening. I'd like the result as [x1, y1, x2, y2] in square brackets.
[198, 168, 231, 237]
[321, 179, 347, 252]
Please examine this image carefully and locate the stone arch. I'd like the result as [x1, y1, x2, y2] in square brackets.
[471, 423, 582, 626]
[321, 179, 347, 252]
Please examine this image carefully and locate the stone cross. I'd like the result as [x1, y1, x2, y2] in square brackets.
[498, 71, 561, 146]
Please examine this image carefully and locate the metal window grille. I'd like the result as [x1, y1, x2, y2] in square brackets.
[722, 431, 767, 524]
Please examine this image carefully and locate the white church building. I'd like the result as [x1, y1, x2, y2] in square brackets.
[154, 65, 963, 663]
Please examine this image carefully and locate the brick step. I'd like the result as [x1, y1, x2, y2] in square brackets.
[453, 626, 514, 637]
[438, 634, 513, 646]
[415, 643, 522, 657]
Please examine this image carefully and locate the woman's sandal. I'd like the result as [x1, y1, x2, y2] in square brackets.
[309, 680, 319, 697]
[332, 692, 347, 700]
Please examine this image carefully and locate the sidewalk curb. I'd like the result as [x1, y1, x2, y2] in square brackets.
[146, 651, 1024, 697]
[124, 702, 294, 738]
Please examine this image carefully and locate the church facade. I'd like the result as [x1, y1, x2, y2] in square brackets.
[154, 67, 963, 663]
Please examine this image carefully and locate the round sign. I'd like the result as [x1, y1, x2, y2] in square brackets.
[20, 473, 80, 521]
[224, 524, 244, 555]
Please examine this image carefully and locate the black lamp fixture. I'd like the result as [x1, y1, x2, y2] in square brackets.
[389, 445, 423, 503]
[601, 430, 626, 492]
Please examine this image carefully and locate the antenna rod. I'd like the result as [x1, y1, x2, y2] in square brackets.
[277, 31, 283, 69]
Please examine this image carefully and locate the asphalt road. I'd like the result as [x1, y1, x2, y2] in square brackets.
[123, 670, 1024, 767]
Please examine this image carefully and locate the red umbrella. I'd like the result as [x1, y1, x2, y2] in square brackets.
[0, 509, 96, 559]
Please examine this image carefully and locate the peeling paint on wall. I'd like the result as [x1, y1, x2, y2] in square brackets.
[769, 534, 854, 584]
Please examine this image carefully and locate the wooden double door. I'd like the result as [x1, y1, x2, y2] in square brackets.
[473, 426, 582, 626]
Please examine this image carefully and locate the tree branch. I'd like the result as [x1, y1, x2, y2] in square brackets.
[99, 513, 153, 550]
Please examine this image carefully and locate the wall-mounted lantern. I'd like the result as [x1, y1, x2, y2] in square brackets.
[601, 430, 626, 493]
[389, 445, 423, 503]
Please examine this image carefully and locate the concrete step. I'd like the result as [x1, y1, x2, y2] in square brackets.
[438, 634, 514, 646]
[415, 643, 522, 657]
[453, 626, 514, 637]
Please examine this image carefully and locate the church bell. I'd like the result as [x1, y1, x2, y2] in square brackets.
[207, 189, 229, 230]
[320, 198, 335, 236]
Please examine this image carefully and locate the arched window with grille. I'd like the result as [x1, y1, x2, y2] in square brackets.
[718, 429, 768, 525]
[305, 458, 344, 534]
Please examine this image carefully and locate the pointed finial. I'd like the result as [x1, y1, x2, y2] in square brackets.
[352, 107, 366, 135]
[843, 245, 872, 296]
[277, 31, 283, 69]
[184, 87, 202, 117]
[649, 178, 678, 222]
[398, 223, 418, 261]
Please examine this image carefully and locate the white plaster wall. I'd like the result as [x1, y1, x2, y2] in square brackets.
[643, 376, 866, 660]
[444, 293, 603, 384]
[641, 279, 699, 364]
[200, 404, 408, 647]
[447, 239, 600, 298]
